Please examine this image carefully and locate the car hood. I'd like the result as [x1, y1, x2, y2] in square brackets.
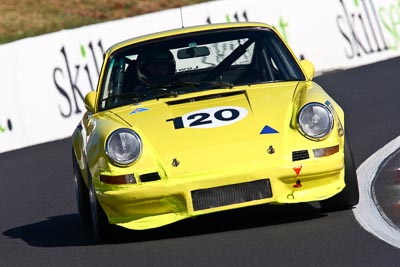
[110, 82, 302, 175]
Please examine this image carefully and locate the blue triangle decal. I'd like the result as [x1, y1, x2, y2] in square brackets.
[260, 125, 279, 134]
[130, 108, 150, 114]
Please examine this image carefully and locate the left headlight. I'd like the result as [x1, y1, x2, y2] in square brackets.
[297, 103, 334, 140]
[105, 129, 142, 165]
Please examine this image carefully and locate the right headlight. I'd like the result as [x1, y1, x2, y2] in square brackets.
[105, 129, 142, 166]
[297, 103, 334, 140]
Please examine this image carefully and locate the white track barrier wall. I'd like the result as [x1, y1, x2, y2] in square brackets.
[1, 0, 400, 153]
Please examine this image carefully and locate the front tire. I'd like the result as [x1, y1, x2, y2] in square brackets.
[88, 173, 112, 241]
[320, 135, 360, 211]
[72, 149, 90, 225]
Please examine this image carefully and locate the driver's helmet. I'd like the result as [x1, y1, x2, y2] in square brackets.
[136, 50, 176, 87]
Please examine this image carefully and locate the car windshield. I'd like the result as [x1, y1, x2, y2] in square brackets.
[99, 27, 305, 110]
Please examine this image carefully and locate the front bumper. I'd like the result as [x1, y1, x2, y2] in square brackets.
[95, 153, 345, 230]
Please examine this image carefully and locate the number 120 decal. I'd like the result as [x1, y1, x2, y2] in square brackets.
[167, 106, 248, 129]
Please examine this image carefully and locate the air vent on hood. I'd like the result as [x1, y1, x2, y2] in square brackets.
[292, 150, 310, 161]
[166, 91, 245, 106]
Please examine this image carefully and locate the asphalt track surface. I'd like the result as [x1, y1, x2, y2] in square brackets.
[2, 57, 400, 266]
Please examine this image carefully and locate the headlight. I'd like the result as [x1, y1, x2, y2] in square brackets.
[297, 103, 334, 140]
[105, 129, 142, 165]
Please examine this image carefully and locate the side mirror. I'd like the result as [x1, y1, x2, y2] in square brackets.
[300, 59, 315, 81]
[84, 91, 97, 113]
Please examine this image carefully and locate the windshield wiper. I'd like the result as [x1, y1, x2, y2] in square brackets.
[149, 81, 234, 98]
[103, 81, 234, 103]
[162, 80, 233, 91]
[102, 92, 146, 102]
[198, 80, 234, 89]
[147, 88, 179, 100]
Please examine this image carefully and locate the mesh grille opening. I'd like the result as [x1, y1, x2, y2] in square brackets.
[191, 179, 272, 211]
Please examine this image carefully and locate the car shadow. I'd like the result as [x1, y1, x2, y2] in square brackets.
[3, 214, 96, 247]
[3, 203, 326, 247]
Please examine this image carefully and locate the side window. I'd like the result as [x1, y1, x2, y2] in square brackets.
[260, 33, 304, 81]
[268, 35, 304, 80]
[100, 55, 139, 110]
[100, 58, 115, 109]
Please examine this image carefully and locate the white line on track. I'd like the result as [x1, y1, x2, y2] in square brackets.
[353, 135, 400, 249]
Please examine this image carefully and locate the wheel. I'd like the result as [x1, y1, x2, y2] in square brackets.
[88, 172, 112, 241]
[320, 134, 360, 211]
[72, 149, 90, 225]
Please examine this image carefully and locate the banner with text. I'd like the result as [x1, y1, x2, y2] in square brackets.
[1, 0, 399, 153]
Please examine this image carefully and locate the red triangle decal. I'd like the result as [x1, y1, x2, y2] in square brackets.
[293, 165, 302, 176]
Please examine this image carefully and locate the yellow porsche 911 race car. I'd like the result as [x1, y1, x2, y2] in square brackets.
[72, 22, 359, 240]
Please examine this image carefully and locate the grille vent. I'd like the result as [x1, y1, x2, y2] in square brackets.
[292, 150, 309, 161]
[191, 179, 272, 211]
[140, 172, 161, 182]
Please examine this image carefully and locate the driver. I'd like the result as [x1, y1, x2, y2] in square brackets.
[136, 50, 176, 88]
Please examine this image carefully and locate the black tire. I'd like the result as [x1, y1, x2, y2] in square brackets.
[320, 135, 360, 211]
[88, 172, 113, 242]
[72, 149, 91, 225]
